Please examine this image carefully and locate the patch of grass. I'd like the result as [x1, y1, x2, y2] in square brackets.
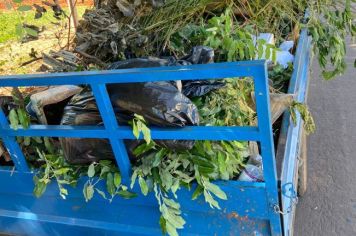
[0, 7, 88, 43]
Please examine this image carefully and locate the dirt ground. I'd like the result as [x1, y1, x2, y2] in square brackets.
[0, 22, 75, 95]
[0, 29, 72, 75]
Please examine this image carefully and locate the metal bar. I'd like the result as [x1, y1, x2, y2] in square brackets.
[281, 34, 312, 236]
[252, 66, 282, 235]
[0, 61, 264, 87]
[91, 84, 131, 184]
[276, 29, 311, 178]
[0, 109, 29, 172]
[0, 125, 261, 141]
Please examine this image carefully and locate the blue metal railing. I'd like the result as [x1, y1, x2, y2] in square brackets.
[0, 60, 282, 235]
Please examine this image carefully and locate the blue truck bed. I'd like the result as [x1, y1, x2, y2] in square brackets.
[0, 29, 311, 236]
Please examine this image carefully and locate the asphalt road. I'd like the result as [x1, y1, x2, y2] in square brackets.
[294, 39, 356, 235]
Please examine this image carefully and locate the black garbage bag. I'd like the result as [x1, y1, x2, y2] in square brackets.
[60, 90, 115, 164]
[179, 46, 226, 97]
[0, 96, 15, 116]
[180, 46, 215, 64]
[60, 82, 199, 164]
[182, 80, 225, 98]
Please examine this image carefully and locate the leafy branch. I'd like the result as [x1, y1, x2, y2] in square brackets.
[290, 101, 316, 135]
[307, 0, 355, 79]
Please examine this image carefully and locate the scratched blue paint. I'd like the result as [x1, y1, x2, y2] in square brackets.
[0, 29, 311, 235]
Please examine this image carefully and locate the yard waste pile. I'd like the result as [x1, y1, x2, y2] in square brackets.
[3, 0, 354, 235]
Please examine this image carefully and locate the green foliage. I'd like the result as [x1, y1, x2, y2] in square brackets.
[34, 149, 79, 199]
[307, 0, 355, 80]
[194, 78, 256, 126]
[82, 161, 134, 203]
[268, 63, 294, 92]
[131, 114, 152, 144]
[203, 8, 279, 62]
[290, 101, 316, 135]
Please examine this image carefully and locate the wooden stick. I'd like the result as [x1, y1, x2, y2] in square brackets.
[74, 49, 108, 68]
[20, 57, 43, 67]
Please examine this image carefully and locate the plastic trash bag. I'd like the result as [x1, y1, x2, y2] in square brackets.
[179, 46, 226, 97]
[60, 89, 115, 164]
[182, 80, 225, 98]
[276, 41, 294, 68]
[60, 77, 199, 164]
[180, 46, 214, 64]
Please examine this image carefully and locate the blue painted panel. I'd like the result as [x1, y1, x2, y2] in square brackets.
[0, 171, 270, 235]
[279, 29, 312, 236]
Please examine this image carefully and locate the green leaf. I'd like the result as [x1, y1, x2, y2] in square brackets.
[17, 5, 32, 11]
[15, 24, 24, 39]
[192, 185, 203, 200]
[100, 166, 110, 178]
[132, 120, 139, 139]
[163, 198, 180, 210]
[33, 137, 43, 143]
[60, 187, 68, 199]
[117, 190, 137, 199]
[238, 44, 245, 60]
[141, 126, 151, 144]
[130, 170, 138, 189]
[166, 222, 179, 236]
[272, 48, 277, 63]
[24, 136, 31, 146]
[139, 176, 149, 196]
[159, 216, 167, 234]
[33, 176, 47, 197]
[203, 190, 220, 209]
[44, 137, 54, 154]
[83, 183, 94, 202]
[161, 169, 173, 190]
[257, 40, 265, 59]
[9, 109, 19, 130]
[161, 204, 185, 229]
[322, 70, 336, 80]
[106, 173, 115, 196]
[265, 44, 271, 60]
[134, 114, 145, 121]
[54, 168, 70, 175]
[87, 163, 95, 178]
[247, 40, 256, 59]
[171, 179, 180, 196]
[13, 0, 23, 3]
[24, 27, 38, 37]
[114, 172, 121, 188]
[204, 181, 227, 200]
[95, 188, 107, 199]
